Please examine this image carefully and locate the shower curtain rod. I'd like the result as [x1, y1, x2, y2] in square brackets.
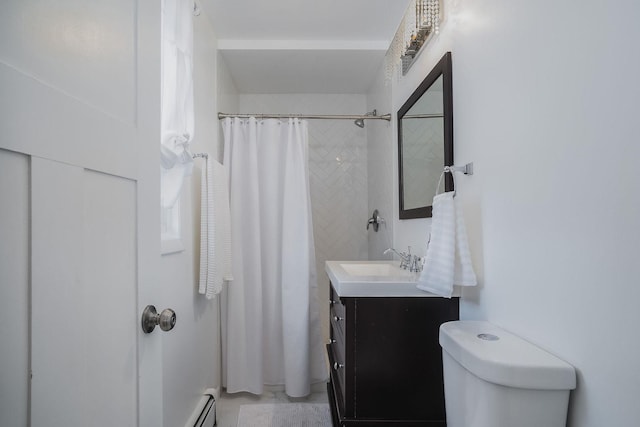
[217, 112, 392, 121]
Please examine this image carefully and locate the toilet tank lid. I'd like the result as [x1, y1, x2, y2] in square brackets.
[439, 321, 576, 390]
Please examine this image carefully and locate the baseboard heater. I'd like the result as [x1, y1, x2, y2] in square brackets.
[185, 388, 218, 427]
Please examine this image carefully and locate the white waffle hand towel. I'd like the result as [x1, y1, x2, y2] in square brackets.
[199, 157, 233, 299]
[417, 191, 476, 298]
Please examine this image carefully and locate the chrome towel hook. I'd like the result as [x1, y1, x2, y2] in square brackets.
[444, 162, 473, 175]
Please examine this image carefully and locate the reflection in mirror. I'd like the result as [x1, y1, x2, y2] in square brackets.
[402, 75, 443, 211]
[398, 52, 453, 219]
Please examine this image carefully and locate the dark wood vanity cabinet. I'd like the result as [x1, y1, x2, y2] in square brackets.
[327, 283, 459, 426]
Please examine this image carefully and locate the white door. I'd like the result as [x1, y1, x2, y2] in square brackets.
[0, 1, 163, 426]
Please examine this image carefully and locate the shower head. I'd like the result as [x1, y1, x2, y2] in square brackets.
[353, 109, 377, 128]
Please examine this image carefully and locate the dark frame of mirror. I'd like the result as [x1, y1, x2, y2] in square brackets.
[397, 51, 454, 219]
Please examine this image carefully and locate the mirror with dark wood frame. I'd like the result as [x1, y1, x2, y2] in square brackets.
[398, 52, 453, 219]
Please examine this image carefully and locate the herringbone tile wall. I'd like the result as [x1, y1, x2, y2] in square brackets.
[308, 118, 369, 269]
[366, 71, 395, 261]
[238, 94, 369, 342]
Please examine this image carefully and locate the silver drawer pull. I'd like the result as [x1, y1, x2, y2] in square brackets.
[333, 362, 344, 370]
[328, 338, 336, 344]
[329, 299, 336, 305]
[333, 315, 343, 322]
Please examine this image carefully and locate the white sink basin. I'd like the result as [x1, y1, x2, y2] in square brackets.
[325, 260, 440, 297]
[339, 262, 414, 278]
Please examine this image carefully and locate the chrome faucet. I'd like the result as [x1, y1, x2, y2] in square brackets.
[384, 247, 423, 272]
[384, 247, 412, 270]
[409, 255, 424, 273]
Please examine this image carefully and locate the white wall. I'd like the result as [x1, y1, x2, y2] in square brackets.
[161, 10, 223, 427]
[0, 151, 29, 427]
[375, 0, 640, 425]
[216, 53, 239, 161]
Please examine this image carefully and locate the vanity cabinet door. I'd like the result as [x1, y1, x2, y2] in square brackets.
[327, 282, 459, 427]
[353, 297, 459, 421]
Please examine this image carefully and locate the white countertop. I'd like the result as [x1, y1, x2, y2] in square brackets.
[325, 260, 453, 298]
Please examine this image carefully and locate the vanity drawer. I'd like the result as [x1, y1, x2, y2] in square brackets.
[330, 286, 346, 337]
[329, 308, 346, 407]
[330, 308, 346, 340]
[327, 340, 346, 411]
[329, 319, 345, 355]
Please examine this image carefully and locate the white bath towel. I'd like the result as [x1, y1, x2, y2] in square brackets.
[417, 191, 476, 297]
[199, 157, 233, 299]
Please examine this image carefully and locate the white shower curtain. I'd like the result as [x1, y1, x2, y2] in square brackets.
[221, 117, 328, 397]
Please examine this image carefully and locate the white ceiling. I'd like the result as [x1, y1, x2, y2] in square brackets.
[201, 0, 411, 94]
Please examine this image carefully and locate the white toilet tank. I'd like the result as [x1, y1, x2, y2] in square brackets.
[439, 321, 576, 427]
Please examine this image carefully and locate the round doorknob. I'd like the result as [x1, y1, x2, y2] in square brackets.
[141, 305, 176, 333]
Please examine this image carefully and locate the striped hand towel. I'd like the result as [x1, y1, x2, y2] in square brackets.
[417, 191, 476, 297]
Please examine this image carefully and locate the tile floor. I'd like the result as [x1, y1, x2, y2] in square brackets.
[215, 385, 329, 427]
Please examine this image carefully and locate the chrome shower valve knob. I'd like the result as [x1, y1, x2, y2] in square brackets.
[366, 209, 385, 232]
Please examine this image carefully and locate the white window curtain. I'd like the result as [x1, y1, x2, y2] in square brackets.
[161, 0, 194, 208]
